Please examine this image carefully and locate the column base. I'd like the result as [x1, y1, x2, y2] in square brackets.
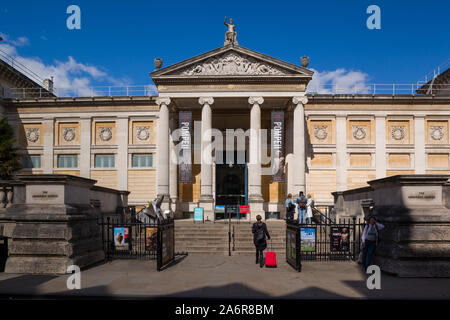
[248, 195, 265, 221]
[198, 195, 215, 221]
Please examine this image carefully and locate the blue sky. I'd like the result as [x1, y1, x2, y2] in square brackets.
[0, 0, 449, 93]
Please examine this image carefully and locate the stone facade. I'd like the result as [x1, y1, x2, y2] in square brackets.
[1, 43, 450, 220]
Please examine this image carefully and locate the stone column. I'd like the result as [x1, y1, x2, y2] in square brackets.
[117, 117, 128, 190]
[156, 97, 171, 210]
[414, 116, 426, 174]
[292, 96, 307, 194]
[248, 96, 265, 220]
[199, 97, 214, 221]
[375, 115, 386, 179]
[336, 115, 347, 191]
[42, 117, 54, 174]
[80, 117, 91, 178]
[169, 113, 179, 218]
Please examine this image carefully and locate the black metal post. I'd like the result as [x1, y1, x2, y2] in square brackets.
[228, 205, 231, 256]
[352, 216, 357, 261]
[106, 217, 110, 261]
[297, 225, 302, 272]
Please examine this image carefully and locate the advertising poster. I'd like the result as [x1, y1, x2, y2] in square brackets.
[331, 227, 350, 252]
[300, 227, 316, 252]
[113, 227, 130, 251]
[194, 207, 204, 222]
[145, 227, 158, 251]
[162, 228, 174, 265]
[287, 229, 297, 261]
[271, 111, 285, 182]
[179, 111, 192, 183]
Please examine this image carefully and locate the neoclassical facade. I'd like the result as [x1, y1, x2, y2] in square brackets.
[2, 40, 450, 220]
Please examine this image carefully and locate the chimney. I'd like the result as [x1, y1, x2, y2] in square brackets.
[43, 77, 54, 93]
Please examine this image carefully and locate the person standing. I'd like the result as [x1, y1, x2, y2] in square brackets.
[296, 191, 307, 224]
[306, 194, 314, 224]
[252, 215, 271, 268]
[361, 216, 385, 270]
[285, 193, 295, 220]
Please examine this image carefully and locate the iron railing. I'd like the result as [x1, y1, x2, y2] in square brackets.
[286, 217, 366, 272]
[307, 83, 450, 95]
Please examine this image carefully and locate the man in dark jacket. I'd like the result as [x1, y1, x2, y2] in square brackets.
[252, 215, 271, 267]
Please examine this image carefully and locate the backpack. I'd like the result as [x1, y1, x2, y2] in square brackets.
[299, 197, 306, 208]
[255, 225, 265, 242]
[288, 202, 296, 212]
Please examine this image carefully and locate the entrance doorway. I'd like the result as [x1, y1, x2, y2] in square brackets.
[215, 151, 247, 219]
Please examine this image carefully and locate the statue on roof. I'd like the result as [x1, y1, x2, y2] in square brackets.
[224, 17, 238, 46]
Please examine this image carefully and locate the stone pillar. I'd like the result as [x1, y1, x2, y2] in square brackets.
[42, 117, 54, 174]
[80, 117, 91, 178]
[199, 97, 214, 221]
[285, 109, 295, 196]
[292, 96, 307, 194]
[248, 96, 265, 220]
[336, 116, 347, 191]
[169, 113, 179, 218]
[156, 97, 171, 210]
[414, 116, 426, 174]
[117, 117, 128, 190]
[375, 115, 386, 179]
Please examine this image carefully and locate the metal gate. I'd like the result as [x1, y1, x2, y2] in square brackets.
[286, 217, 365, 272]
[98, 217, 175, 271]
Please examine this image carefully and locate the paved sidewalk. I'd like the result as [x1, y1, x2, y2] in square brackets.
[0, 255, 449, 299]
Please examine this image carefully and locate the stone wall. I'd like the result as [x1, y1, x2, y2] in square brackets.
[333, 174, 450, 277]
[0, 174, 129, 274]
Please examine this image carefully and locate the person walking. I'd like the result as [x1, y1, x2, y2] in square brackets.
[361, 216, 385, 271]
[296, 191, 307, 224]
[285, 193, 295, 221]
[252, 215, 271, 268]
[306, 194, 314, 224]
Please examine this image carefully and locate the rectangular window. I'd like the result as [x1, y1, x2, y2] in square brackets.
[132, 154, 153, 168]
[95, 154, 115, 168]
[21, 155, 41, 169]
[57, 155, 78, 168]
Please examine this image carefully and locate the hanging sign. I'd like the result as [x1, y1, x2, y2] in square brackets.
[330, 227, 351, 252]
[300, 227, 316, 252]
[271, 111, 285, 182]
[179, 111, 192, 183]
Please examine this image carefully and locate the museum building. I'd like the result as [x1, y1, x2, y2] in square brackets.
[1, 30, 450, 221]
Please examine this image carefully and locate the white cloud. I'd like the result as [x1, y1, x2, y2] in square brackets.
[0, 33, 158, 96]
[307, 68, 371, 94]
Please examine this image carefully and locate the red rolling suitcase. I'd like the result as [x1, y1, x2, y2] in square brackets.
[265, 241, 277, 268]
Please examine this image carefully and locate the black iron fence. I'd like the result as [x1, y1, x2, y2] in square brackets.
[98, 217, 175, 271]
[286, 217, 365, 272]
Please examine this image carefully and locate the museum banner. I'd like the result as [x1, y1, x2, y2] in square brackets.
[271, 111, 285, 182]
[179, 111, 192, 183]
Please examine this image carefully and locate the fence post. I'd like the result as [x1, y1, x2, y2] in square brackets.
[106, 217, 110, 261]
[352, 216, 356, 261]
[297, 225, 302, 272]
[157, 224, 162, 271]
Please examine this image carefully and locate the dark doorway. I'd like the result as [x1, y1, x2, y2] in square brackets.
[215, 151, 247, 219]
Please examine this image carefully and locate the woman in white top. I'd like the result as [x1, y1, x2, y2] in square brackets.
[361, 216, 385, 270]
[306, 194, 313, 224]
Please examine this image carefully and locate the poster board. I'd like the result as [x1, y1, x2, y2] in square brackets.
[145, 227, 158, 251]
[330, 227, 350, 252]
[300, 227, 316, 252]
[194, 207, 204, 222]
[113, 227, 131, 251]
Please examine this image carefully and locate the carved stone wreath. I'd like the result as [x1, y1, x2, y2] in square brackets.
[430, 126, 444, 141]
[25, 128, 40, 143]
[136, 126, 150, 141]
[99, 127, 113, 142]
[314, 125, 328, 140]
[180, 52, 286, 76]
[352, 126, 367, 140]
[62, 127, 76, 142]
[391, 126, 405, 141]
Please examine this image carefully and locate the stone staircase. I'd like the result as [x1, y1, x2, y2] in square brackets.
[175, 220, 286, 256]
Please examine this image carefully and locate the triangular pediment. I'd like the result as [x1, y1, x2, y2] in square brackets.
[151, 45, 313, 80]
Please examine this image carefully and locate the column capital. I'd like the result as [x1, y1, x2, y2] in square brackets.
[292, 96, 308, 105]
[248, 96, 264, 105]
[155, 97, 171, 106]
[198, 96, 214, 106]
